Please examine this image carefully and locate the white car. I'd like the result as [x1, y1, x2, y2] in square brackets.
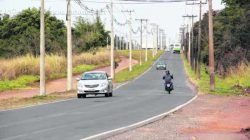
[77, 71, 113, 98]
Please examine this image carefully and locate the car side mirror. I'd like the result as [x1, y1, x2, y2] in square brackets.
[76, 78, 81, 81]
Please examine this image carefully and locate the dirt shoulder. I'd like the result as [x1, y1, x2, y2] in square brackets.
[106, 94, 250, 140]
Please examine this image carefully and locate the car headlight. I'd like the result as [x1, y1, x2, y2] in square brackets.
[100, 83, 108, 87]
[78, 84, 84, 88]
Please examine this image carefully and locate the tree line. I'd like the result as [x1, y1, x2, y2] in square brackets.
[183, 0, 250, 75]
[0, 8, 109, 58]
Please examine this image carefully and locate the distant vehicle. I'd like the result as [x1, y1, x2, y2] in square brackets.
[77, 71, 113, 98]
[172, 43, 181, 53]
[156, 61, 167, 70]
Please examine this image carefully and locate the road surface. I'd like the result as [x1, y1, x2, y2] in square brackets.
[0, 52, 195, 140]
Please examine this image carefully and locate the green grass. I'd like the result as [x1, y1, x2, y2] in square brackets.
[32, 95, 57, 100]
[0, 64, 102, 92]
[182, 57, 249, 96]
[114, 51, 163, 83]
[0, 75, 39, 91]
[73, 64, 97, 75]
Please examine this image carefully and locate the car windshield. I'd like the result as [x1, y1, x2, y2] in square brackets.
[157, 61, 165, 65]
[81, 73, 107, 80]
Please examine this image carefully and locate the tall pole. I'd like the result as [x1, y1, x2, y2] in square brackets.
[156, 25, 159, 54]
[160, 29, 164, 50]
[153, 29, 156, 58]
[40, 0, 45, 96]
[197, 0, 202, 79]
[67, 0, 72, 91]
[107, 37, 109, 49]
[122, 10, 134, 71]
[191, 16, 194, 70]
[135, 19, 143, 65]
[183, 15, 197, 64]
[140, 20, 142, 65]
[129, 12, 132, 71]
[145, 20, 148, 62]
[120, 36, 122, 50]
[208, 0, 215, 90]
[151, 23, 157, 58]
[110, 0, 115, 78]
[188, 23, 191, 64]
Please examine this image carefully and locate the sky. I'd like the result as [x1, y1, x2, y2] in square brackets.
[1, 0, 225, 46]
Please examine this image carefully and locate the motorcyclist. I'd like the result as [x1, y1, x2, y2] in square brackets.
[163, 70, 174, 90]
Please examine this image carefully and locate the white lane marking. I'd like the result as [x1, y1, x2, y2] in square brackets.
[81, 95, 198, 140]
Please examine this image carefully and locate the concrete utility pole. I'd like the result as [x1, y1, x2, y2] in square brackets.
[136, 18, 148, 65]
[110, 0, 115, 78]
[40, 0, 45, 96]
[197, 0, 204, 79]
[120, 36, 122, 50]
[122, 10, 134, 71]
[183, 15, 197, 65]
[159, 29, 164, 50]
[186, 1, 206, 78]
[121, 37, 124, 50]
[208, 0, 215, 90]
[156, 25, 159, 54]
[145, 20, 148, 62]
[150, 23, 158, 57]
[66, 0, 73, 91]
[106, 37, 109, 49]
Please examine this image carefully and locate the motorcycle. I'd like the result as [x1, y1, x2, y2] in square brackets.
[164, 82, 173, 94]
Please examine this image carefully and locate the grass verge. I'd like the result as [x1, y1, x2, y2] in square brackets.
[0, 91, 76, 110]
[182, 55, 250, 96]
[0, 75, 39, 92]
[0, 49, 115, 91]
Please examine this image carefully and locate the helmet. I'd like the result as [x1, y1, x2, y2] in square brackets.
[165, 70, 170, 74]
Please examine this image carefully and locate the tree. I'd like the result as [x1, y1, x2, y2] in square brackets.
[189, 0, 250, 75]
[0, 8, 66, 57]
[73, 13, 109, 53]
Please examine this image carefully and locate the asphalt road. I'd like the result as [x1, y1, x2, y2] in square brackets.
[0, 52, 195, 140]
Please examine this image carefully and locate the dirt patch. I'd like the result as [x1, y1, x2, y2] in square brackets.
[106, 95, 250, 140]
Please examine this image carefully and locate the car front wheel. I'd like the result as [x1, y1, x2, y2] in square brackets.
[109, 92, 113, 97]
[77, 94, 81, 98]
[105, 93, 109, 97]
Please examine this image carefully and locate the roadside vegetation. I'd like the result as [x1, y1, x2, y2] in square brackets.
[0, 50, 115, 91]
[0, 7, 112, 91]
[183, 56, 250, 95]
[182, 0, 250, 96]
[185, 0, 250, 76]
[0, 8, 109, 58]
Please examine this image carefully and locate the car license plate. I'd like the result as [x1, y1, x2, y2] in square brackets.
[87, 89, 96, 91]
